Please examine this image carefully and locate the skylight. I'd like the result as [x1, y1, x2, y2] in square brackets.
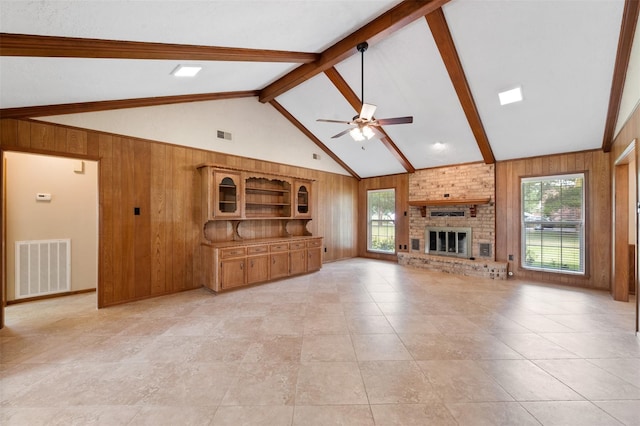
[171, 65, 202, 77]
[498, 86, 523, 106]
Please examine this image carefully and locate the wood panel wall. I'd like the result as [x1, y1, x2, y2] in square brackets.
[0, 118, 358, 308]
[495, 150, 611, 290]
[358, 174, 409, 260]
[610, 104, 639, 161]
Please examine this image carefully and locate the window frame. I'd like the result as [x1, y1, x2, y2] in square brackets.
[520, 173, 586, 275]
[367, 188, 396, 254]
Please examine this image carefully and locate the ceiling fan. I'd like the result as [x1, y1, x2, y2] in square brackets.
[317, 41, 413, 142]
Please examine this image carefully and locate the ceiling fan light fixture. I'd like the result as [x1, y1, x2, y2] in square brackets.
[350, 127, 366, 142]
[498, 86, 523, 105]
[362, 125, 375, 140]
[171, 64, 202, 77]
[350, 126, 375, 142]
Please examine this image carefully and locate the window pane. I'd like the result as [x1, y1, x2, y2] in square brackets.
[521, 174, 584, 274]
[368, 189, 395, 254]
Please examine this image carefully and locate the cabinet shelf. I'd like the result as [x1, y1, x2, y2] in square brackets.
[246, 202, 291, 207]
[245, 187, 290, 194]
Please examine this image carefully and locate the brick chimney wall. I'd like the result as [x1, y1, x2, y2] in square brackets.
[409, 163, 496, 259]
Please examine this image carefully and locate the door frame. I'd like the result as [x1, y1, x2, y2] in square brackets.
[0, 148, 100, 329]
[613, 140, 637, 317]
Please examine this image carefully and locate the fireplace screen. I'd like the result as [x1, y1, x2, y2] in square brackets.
[425, 227, 472, 258]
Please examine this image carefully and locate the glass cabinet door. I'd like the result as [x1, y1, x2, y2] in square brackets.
[214, 172, 242, 217]
[294, 180, 312, 218]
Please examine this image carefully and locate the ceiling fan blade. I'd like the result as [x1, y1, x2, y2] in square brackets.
[359, 103, 377, 121]
[317, 118, 352, 124]
[331, 128, 354, 139]
[375, 116, 413, 126]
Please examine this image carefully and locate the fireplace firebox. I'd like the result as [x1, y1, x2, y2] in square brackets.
[425, 227, 472, 258]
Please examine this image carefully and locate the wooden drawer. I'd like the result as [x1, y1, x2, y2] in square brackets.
[220, 247, 246, 259]
[247, 245, 268, 255]
[290, 241, 306, 250]
[307, 239, 322, 248]
[270, 242, 289, 252]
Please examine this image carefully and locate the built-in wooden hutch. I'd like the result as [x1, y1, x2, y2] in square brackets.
[198, 165, 321, 292]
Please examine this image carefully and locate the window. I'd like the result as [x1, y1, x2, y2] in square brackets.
[521, 174, 585, 274]
[367, 189, 396, 254]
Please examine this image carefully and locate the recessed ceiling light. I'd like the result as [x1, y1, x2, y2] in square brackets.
[498, 86, 523, 106]
[171, 65, 202, 77]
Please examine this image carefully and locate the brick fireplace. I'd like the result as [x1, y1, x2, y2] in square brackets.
[397, 163, 508, 280]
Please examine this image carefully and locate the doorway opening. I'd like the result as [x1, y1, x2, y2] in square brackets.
[613, 139, 639, 334]
[2, 151, 99, 328]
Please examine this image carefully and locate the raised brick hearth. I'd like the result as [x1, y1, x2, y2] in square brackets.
[398, 252, 508, 280]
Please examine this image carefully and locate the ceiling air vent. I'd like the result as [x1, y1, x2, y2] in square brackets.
[216, 130, 232, 141]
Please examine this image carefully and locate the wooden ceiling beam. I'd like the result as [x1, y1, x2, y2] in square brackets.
[269, 100, 361, 180]
[602, 0, 640, 152]
[425, 8, 495, 164]
[0, 91, 259, 118]
[324, 67, 416, 173]
[0, 33, 318, 63]
[259, 0, 450, 103]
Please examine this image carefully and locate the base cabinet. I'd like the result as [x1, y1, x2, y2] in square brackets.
[270, 252, 289, 280]
[203, 237, 322, 292]
[307, 247, 322, 272]
[220, 258, 246, 290]
[247, 255, 269, 284]
[290, 249, 307, 275]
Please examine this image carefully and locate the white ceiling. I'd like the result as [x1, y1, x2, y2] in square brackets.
[0, 0, 631, 178]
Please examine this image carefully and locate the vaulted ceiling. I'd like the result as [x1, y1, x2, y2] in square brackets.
[1, 0, 638, 179]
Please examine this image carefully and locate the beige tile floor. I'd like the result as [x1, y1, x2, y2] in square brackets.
[1, 258, 639, 425]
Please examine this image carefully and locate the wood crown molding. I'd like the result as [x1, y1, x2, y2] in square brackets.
[0, 33, 318, 63]
[425, 8, 495, 164]
[258, 0, 451, 103]
[268, 100, 361, 180]
[323, 67, 415, 174]
[602, 0, 640, 152]
[0, 91, 259, 118]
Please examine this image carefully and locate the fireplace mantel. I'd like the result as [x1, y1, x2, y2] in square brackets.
[409, 197, 491, 218]
[408, 197, 491, 207]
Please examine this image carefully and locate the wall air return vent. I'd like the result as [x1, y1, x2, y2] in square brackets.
[15, 239, 70, 298]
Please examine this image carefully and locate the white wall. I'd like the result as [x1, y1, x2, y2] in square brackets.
[5, 152, 98, 301]
[39, 97, 351, 176]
